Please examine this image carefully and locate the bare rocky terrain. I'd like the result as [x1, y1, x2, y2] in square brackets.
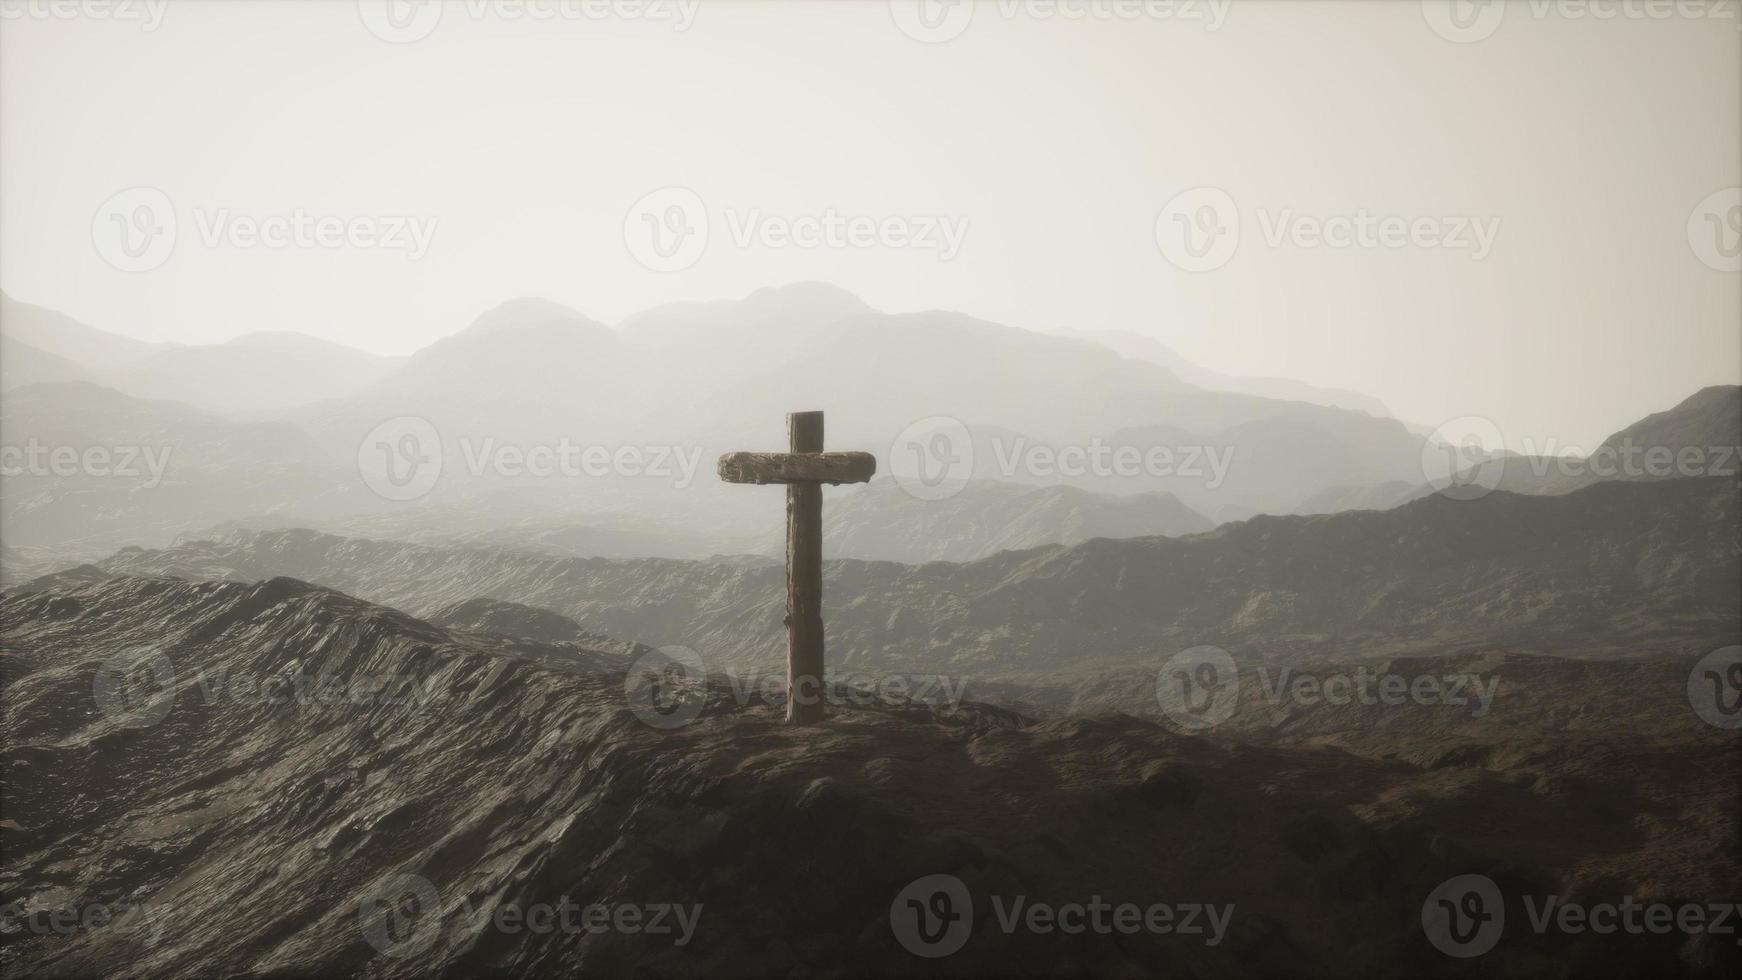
[2, 575, 1736, 978]
[44, 476, 1739, 684]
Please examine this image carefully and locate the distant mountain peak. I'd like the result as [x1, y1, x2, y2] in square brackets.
[461, 297, 604, 337]
[740, 281, 874, 321]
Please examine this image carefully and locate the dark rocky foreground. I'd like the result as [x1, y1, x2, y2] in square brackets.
[3, 576, 1737, 978]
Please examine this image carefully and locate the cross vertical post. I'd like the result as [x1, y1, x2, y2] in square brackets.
[717, 412, 876, 725]
[785, 411, 825, 723]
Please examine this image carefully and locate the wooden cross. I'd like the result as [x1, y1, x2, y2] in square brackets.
[719, 412, 876, 724]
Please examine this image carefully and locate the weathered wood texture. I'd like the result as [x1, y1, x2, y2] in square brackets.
[785, 412, 826, 724]
[717, 451, 876, 485]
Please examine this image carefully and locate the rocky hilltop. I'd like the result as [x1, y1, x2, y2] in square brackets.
[2, 576, 1735, 977]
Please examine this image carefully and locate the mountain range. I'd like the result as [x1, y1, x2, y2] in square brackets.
[34, 476, 1736, 694]
[3, 285, 1736, 575]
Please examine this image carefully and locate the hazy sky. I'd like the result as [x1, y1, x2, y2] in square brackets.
[2, 0, 1738, 448]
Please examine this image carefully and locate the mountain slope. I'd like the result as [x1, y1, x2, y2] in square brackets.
[2, 575, 1733, 977]
[75, 477, 1741, 679]
[285, 284, 1429, 519]
[0, 335, 92, 391]
[1061, 328, 1394, 417]
[0, 382, 361, 555]
[108, 333, 401, 414]
[0, 290, 175, 375]
[1305, 385, 1742, 514]
[818, 479, 1213, 563]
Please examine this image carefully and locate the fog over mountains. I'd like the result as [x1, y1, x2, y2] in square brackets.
[3, 282, 1738, 978]
[4, 284, 1736, 569]
[6, 6, 1739, 976]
